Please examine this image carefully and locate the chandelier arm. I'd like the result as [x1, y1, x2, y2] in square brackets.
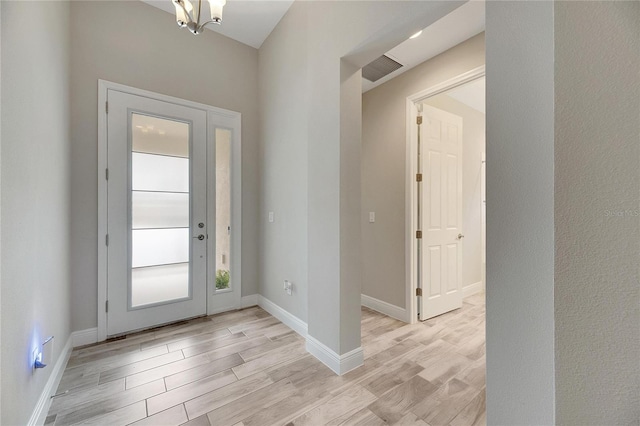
[195, 0, 203, 25]
[196, 19, 222, 32]
[176, 0, 194, 24]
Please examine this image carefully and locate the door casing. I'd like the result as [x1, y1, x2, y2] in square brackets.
[97, 80, 242, 341]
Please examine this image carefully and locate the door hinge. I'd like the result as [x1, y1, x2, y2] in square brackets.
[416, 173, 422, 182]
[105, 300, 109, 313]
[105, 234, 109, 246]
[105, 101, 109, 114]
[416, 230, 422, 239]
[105, 168, 109, 180]
[416, 116, 423, 125]
[416, 288, 423, 297]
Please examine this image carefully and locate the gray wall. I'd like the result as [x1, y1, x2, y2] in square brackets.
[554, 2, 640, 424]
[258, 2, 309, 322]
[423, 94, 485, 293]
[361, 34, 485, 308]
[1, 1, 72, 424]
[69, 1, 259, 331]
[0, 3, 3, 421]
[487, 2, 640, 423]
[259, 0, 465, 354]
[485, 1, 556, 423]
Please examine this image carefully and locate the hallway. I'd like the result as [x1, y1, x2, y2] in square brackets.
[46, 294, 485, 425]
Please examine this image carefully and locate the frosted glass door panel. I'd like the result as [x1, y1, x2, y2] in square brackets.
[131, 263, 189, 307]
[132, 228, 189, 268]
[130, 112, 192, 309]
[132, 192, 189, 229]
[132, 114, 189, 157]
[132, 153, 189, 193]
[215, 128, 232, 291]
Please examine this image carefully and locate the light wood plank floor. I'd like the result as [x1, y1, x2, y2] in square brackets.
[47, 294, 485, 426]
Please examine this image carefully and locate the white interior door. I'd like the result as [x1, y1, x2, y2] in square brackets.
[106, 90, 208, 336]
[419, 104, 463, 320]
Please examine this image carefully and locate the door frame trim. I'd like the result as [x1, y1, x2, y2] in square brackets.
[97, 80, 242, 341]
[404, 66, 485, 324]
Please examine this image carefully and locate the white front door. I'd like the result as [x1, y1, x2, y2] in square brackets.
[106, 90, 208, 336]
[418, 104, 463, 320]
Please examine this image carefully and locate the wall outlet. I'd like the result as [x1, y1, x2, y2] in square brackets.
[283, 280, 292, 296]
[369, 212, 375, 223]
[268, 211, 274, 223]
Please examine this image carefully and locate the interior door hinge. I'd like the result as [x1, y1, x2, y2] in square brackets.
[105, 101, 109, 114]
[416, 288, 423, 297]
[105, 168, 109, 180]
[416, 230, 422, 239]
[416, 116, 423, 125]
[105, 300, 109, 313]
[416, 173, 422, 182]
[105, 234, 109, 246]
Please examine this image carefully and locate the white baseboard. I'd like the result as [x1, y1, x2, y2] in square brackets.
[463, 281, 483, 298]
[28, 334, 73, 426]
[241, 294, 258, 308]
[71, 328, 98, 348]
[361, 294, 408, 323]
[256, 295, 364, 376]
[257, 295, 308, 338]
[305, 335, 363, 375]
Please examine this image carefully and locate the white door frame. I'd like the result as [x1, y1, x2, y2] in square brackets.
[405, 66, 485, 324]
[97, 80, 242, 341]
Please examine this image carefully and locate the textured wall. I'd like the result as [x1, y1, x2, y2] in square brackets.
[1, 1, 71, 424]
[485, 2, 556, 424]
[69, 1, 259, 331]
[361, 33, 485, 309]
[554, 2, 640, 424]
[0, 3, 3, 422]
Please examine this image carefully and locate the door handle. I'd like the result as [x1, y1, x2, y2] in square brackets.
[193, 234, 205, 241]
[457, 233, 464, 240]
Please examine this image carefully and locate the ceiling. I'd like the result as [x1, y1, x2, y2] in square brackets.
[362, 1, 485, 93]
[446, 76, 485, 114]
[141, 1, 484, 89]
[141, 0, 294, 49]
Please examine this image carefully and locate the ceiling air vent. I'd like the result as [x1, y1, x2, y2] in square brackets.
[362, 55, 403, 82]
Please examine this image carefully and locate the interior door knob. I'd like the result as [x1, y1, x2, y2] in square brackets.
[457, 233, 464, 240]
[194, 234, 205, 240]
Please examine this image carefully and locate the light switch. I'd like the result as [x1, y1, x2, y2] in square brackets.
[369, 212, 375, 223]
[268, 211, 274, 223]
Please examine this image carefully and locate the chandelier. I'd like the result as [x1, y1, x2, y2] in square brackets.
[172, 0, 227, 35]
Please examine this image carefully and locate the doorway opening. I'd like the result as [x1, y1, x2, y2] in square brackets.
[407, 68, 486, 322]
[359, 36, 487, 420]
[360, 50, 487, 420]
[97, 81, 242, 340]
